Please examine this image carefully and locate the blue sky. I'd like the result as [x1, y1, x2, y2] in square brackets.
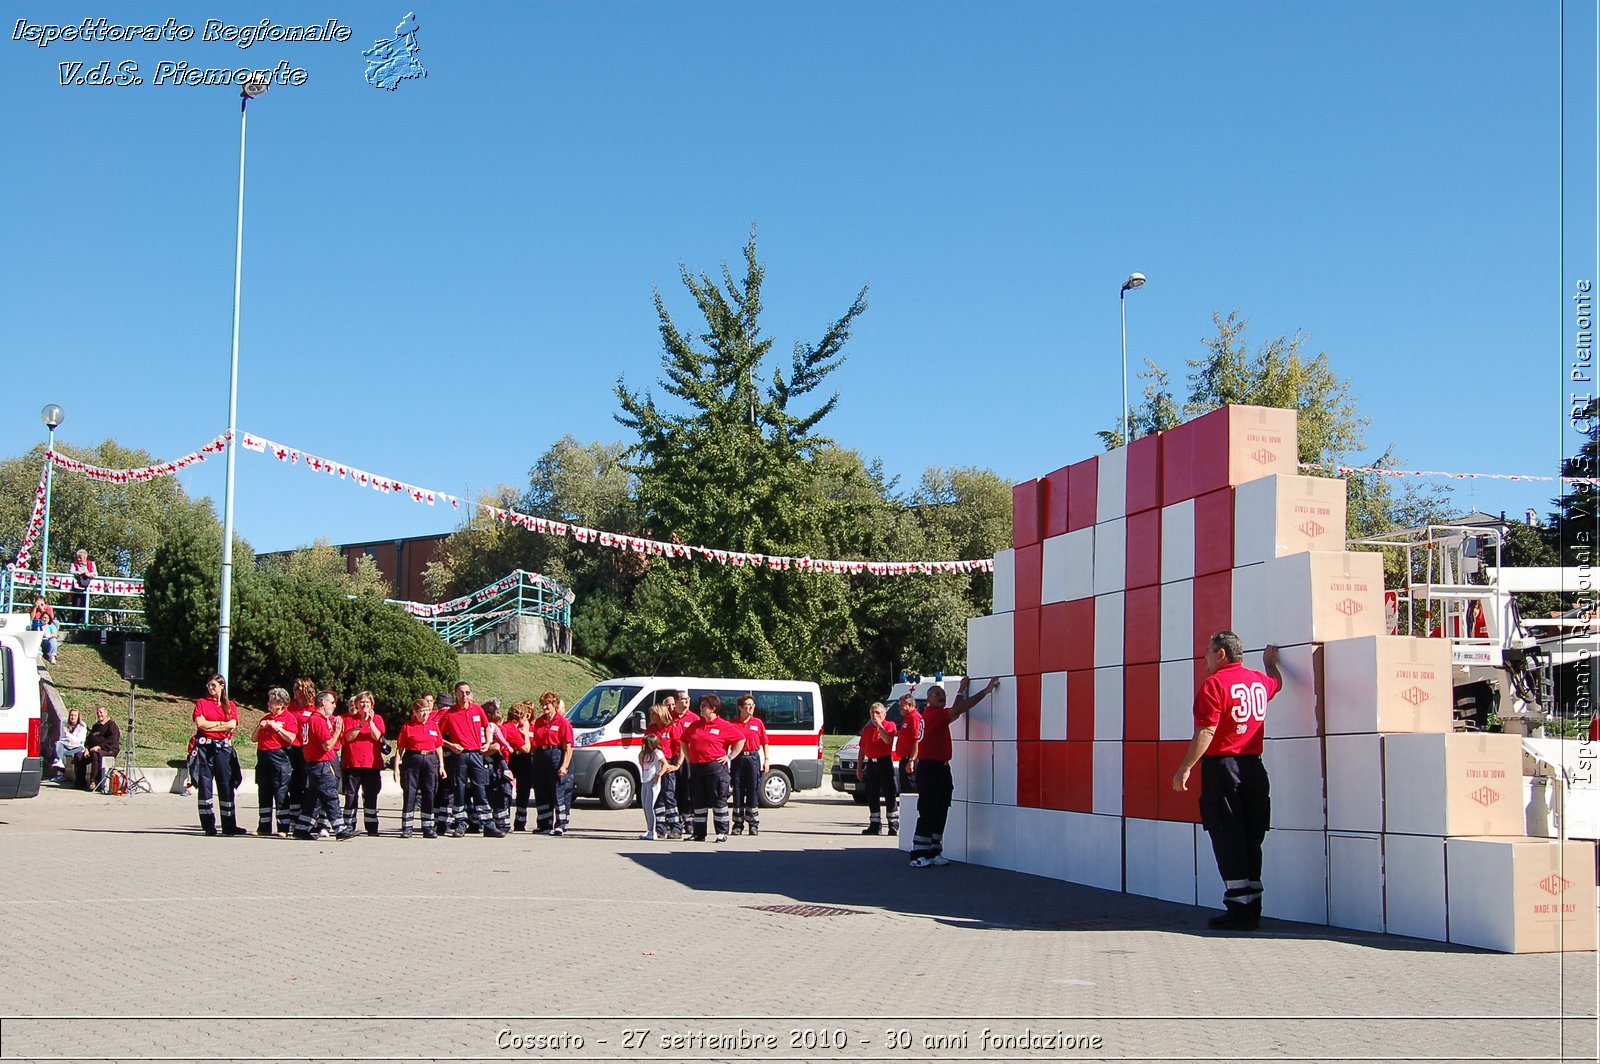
[2, 1, 1595, 565]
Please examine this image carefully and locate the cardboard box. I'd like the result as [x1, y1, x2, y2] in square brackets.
[1124, 663, 1160, 742]
[1125, 432, 1164, 515]
[898, 794, 918, 852]
[949, 738, 969, 798]
[1092, 518, 1127, 595]
[1125, 817, 1197, 904]
[1041, 465, 1071, 540]
[1323, 635, 1454, 734]
[1262, 828, 1329, 924]
[1015, 542, 1043, 612]
[1124, 584, 1161, 665]
[1013, 608, 1041, 677]
[1193, 487, 1235, 576]
[1064, 741, 1094, 813]
[1017, 808, 1067, 878]
[1251, 643, 1322, 739]
[966, 612, 1015, 679]
[1039, 671, 1067, 742]
[1161, 499, 1197, 584]
[966, 801, 1017, 871]
[1096, 445, 1128, 524]
[1383, 833, 1446, 942]
[1446, 836, 1599, 953]
[1193, 572, 1233, 651]
[965, 741, 995, 805]
[1039, 741, 1068, 811]
[1013, 479, 1042, 548]
[1262, 737, 1326, 830]
[1017, 741, 1042, 808]
[1093, 593, 1124, 668]
[1383, 733, 1524, 836]
[1092, 740, 1122, 815]
[1122, 741, 1159, 820]
[968, 675, 1016, 743]
[1266, 551, 1386, 646]
[1041, 527, 1095, 604]
[1039, 598, 1093, 673]
[1159, 658, 1197, 742]
[1156, 739, 1202, 824]
[1328, 832, 1386, 932]
[1061, 811, 1123, 892]
[992, 548, 1016, 614]
[1160, 578, 1196, 663]
[1234, 473, 1349, 566]
[991, 741, 1017, 806]
[1187, 404, 1301, 498]
[1195, 823, 1225, 911]
[1125, 508, 1163, 590]
[1066, 670, 1095, 742]
[1231, 561, 1271, 651]
[1093, 666, 1123, 740]
[1325, 733, 1384, 833]
[1067, 457, 1099, 532]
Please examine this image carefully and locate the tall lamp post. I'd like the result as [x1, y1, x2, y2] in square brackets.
[38, 404, 64, 595]
[1119, 272, 1146, 445]
[218, 74, 270, 685]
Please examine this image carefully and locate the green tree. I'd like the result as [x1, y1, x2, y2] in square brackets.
[0, 439, 212, 576]
[142, 505, 256, 689]
[612, 230, 869, 680]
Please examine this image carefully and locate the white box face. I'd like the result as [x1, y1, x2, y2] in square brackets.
[1445, 837, 1599, 954]
[898, 795, 917, 852]
[1161, 499, 1196, 583]
[991, 741, 1017, 806]
[1383, 733, 1524, 836]
[1124, 817, 1162, 899]
[1233, 473, 1350, 567]
[1159, 659, 1196, 741]
[984, 679, 1018, 743]
[1040, 671, 1068, 741]
[948, 739, 969, 799]
[1382, 833, 1446, 941]
[1325, 734, 1384, 834]
[964, 741, 994, 805]
[1323, 635, 1454, 734]
[1125, 818, 1196, 904]
[1195, 824, 1225, 910]
[992, 549, 1016, 615]
[941, 800, 969, 863]
[1061, 812, 1124, 892]
[1021, 808, 1070, 880]
[1251, 643, 1322, 738]
[1327, 832, 1385, 932]
[1231, 562, 1270, 651]
[1262, 828, 1328, 924]
[965, 801, 997, 865]
[1159, 578, 1196, 663]
[1097, 445, 1128, 523]
[1041, 528, 1095, 604]
[1092, 519, 1127, 596]
[1093, 593, 1125, 668]
[1265, 551, 1386, 646]
[966, 613, 1015, 681]
[1092, 741, 1123, 815]
[1263, 737, 1326, 830]
[987, 804, 1023, 872]
[1093, 667, 1124, 741]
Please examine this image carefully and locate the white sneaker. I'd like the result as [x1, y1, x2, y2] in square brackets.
[639, 833, 656, 840]
[930, 854, 952, 866]
[909, 856, 934, 868]
[714, 833, 729, 843]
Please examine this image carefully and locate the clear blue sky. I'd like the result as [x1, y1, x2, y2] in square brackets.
[3, 1, 1594, 562]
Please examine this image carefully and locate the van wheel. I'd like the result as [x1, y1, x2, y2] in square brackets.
[598, 767, 637, 810]
[760, 769, 791, 808]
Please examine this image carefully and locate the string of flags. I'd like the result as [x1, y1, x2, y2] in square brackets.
[9, 461, 50, 573]
[47, 433, 231, 484]
[1300, 462, 1600, 486]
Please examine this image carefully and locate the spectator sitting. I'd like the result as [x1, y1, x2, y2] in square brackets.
[40, 616, 61, 665]
[76, 705, 121, 791]
[29, 596, 54, 631]
[52, 708, 86, 780]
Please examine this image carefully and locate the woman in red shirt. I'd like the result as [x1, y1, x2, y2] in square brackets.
[340, 690, 385, 837]
[254, 686, 299, 836]
[504, 701, 537, 832]
[646, 703, 685, 839]
[680, 694, 746, 843]
[191, 674, 247, 836]
[394, 697, 445, 839]
[529, 691, 576, 836]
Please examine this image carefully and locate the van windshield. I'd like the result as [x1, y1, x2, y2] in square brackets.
[566, 685, 641, 729]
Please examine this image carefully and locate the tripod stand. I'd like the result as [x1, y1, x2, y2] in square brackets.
[120, 679, 151, 795]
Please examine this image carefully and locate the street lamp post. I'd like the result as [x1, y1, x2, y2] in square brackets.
[218, 74, 269, 685]
[38, 404, 64, 596]
[1119, 272, 1146, 445]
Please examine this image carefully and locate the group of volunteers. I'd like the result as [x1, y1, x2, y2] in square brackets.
[638, 689, 769, 843]
[189, 677, 581, 841]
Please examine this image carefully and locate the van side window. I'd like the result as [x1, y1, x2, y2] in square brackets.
[566, 685, 642, 728]
[756, 691, 813, 731]
[0, 646, 13, 709]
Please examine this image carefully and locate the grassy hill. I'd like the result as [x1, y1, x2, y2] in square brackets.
[43, 645, 613, 769]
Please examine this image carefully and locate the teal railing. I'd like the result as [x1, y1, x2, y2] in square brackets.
[389, 570, 575, 650]
[2, 566, 147, 629]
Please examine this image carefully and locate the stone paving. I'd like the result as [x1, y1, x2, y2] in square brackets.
[0, 782, 1594, 1063]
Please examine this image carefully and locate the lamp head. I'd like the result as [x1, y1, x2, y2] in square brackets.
[1121, 272, 1147, 293]
[40, 404, 64, 430]
[241, 74, 270, 99]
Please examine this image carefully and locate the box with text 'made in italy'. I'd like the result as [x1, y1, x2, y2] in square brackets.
[1382, 733, 1525, 836]
[1323, 635, 1454, 734]
[1265, 550, 1386, 646]
[1233, 473, 1349, 567]
[1161, 404, 1300, 505]
[1445, 837, 1598, 953]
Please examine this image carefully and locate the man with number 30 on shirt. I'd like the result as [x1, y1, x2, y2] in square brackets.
[1172, 631, 1281, 932]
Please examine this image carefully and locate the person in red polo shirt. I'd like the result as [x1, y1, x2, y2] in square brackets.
[681, 694, 746, 843]
[439, 681, 499, 838]
[191, 674, 248, 837]
[294, 690, 348, 841]
[529, 691, 576, 835]
[340, 690, 385, 837]
[647, 703, 686, 839]
[856, 702, 898, 837]
[1173, 632, 1282, 931]
[503, 702, 536, 832]
[910, 676, 999, 867]
[894, 693, 921, 795]
[286, 677, 317, 812]
[730, 695, 768, 837]
[394, 697, 445, 838]
[253, 686, 299, 836]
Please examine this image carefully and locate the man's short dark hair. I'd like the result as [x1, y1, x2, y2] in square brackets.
[1208, 631, 1245, 663]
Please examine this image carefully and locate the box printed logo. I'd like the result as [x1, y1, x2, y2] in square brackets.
[1334, 598, 1365, 616]
[1467, 785, 1502, 807]
[1297, 519, 1326, 538]
[1538, 874, 1572, 896]
[1249, 448, 1278, 466]
[1399, 686, 1431, 705]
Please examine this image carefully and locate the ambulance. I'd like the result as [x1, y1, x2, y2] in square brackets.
[564, 676, 826, 810]
[0, 615, 47, 798]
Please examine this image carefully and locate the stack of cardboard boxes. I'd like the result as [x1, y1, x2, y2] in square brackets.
[939, 404, 1595, 953]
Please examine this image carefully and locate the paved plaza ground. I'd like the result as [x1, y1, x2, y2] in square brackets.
[1, 782, 1595, 1063]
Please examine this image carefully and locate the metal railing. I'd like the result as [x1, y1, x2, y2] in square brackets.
[388, 570, 575, 650]
[2, 566, 147, 629]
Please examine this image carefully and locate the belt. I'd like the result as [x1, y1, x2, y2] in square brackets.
[195, 736, 231, 747]
[402, 748, 439, 758]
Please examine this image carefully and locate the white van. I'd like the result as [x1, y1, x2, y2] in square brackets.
[831, 675, 962, 800]
[0, 615, 47, 798]
[565, 677, 825, 810]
